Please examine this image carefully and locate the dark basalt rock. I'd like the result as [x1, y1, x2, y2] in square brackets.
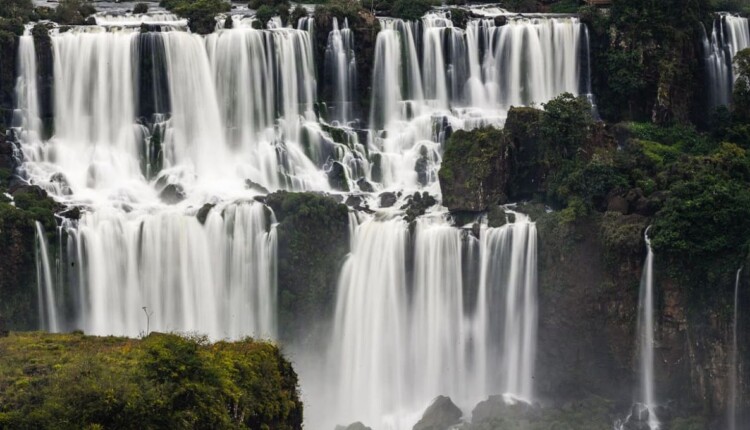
[413, 395, 462, 430]
[415, 152, 430, 187]
[335, 422, 372, 430]
[379, 191, 397, 208]
[607, 195, 629, 215]
[328, 161, 350, 192]
[245, 178, 269, 194]
[196, 203, 215, 224]
[59, 206, 82, 220]
[401, 192, 437, 223]
[356, 177, 374, 193]
[159, 183, 186, 204]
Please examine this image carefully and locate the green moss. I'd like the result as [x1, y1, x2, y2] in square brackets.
[0, 332, 302, 429]
[439, 126, 510, 212]
[161, 0, 230, 34]
[265, 192, 349, 343]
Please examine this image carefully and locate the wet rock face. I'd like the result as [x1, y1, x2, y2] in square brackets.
[265, 191, 350, 345]
[413, 395, 462, 430]
[335, 422, 372, 430]
[439, 127, 510, 212]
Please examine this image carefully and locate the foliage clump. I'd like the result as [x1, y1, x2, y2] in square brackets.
[160, 0, 230, 34]
[0, 332, 303, 429]
[54, 0, 97, 25]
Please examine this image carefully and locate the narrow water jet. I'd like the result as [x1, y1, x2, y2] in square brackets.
[729, 267, 743, 430]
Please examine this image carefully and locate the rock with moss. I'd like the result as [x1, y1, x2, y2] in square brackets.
[413, 395, 462, 430]
[265, 191, 350, 344]
[0, 332, 303, 429]
[32, 23, 54, 139]
[439, 127, 511, 212]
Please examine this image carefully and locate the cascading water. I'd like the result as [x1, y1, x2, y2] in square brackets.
[729, 267, 743, 430]
[324, 17, 357, 125]
[35, 221, 59, 332]
[703, 13, 750, 108]
[12, 7, 585, 429]
[312, 211, 538, 429]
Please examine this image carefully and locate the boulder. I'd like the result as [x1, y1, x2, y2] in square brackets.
[413, 396, 462, 430]
[356, 178, 375, 193]
[335, 423, 372, 430]
[245, 178, 269, 194]
[196, 203, 215, 225]
[159, 183, 186, 204]
[328, 161, 350, 192]
[379, 192, 398, 208]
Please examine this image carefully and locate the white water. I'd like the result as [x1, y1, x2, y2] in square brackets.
[310, 211, 538, 429]
[703, 13, 750, 108]
[35, 221, 59, 332]
[638, 230, 659, 429]
[729, 267, 743, 430]
[12, 9, 583, 429]
[325, 18, 357, 125]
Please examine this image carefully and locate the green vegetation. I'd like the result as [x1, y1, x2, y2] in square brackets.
[54, 0, 97, 25]
[265, 192, 349, 343]
[0, 332, 303, 429]
[439, 126, 510, 212]
[160, 0, 230, 34]
[133, 2, 149, 14]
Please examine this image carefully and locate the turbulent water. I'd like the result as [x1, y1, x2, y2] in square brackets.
[703, 13, 750, 108]
[13, 7, 590, 429]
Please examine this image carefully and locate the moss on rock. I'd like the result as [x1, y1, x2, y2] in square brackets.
[265, 191, 350, 344]
[439, 126, 510, 212]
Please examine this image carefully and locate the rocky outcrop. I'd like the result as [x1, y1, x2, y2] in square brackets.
[413, 396, 462, 430]
[438, 127, 511, 212]
[265, 191, 350, 344]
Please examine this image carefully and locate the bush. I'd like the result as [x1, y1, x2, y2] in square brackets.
[0, 332, 303, 429]
[390, 0, 433, 20]
[133, 2, 149, 13]
[54, 0, 96, 25]
[255, 4, 275, 28]
[0, 0, 33, 20]
[540, 92, 594, 157]
[169, 0, 230, 34]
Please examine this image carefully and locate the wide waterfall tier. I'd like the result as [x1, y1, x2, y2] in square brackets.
[35, 202, 278, 340]
[311, 211, 538, 430]
[704, 13, 750, 108]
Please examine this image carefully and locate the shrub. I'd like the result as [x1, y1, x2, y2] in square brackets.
[54, 0, 97, 25]
[0, 0, 33, 20]
[170, 0, 230, 34]
[0, 332, 303, 429]
[133, 2, 149, 13]
[540, 92, 594, 157]
[390, 0, 433, 20]
[254, 4, 275, 28]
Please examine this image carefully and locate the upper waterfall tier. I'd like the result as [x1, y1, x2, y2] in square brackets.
[14, 11, 592, 203]
[703, 13, 750, 108]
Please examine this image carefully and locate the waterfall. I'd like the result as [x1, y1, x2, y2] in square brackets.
[324, 17, 357, 125]
[10, 10, 580, 429]
[35, 222, 59, 332]
[13, 33, 41, 144]
[46, 202, 277, 339]
[319, 211, 537, 429]
[638, 229, 659, 429]
[703, 13, 750, 108]
[729, 267, 743, 430]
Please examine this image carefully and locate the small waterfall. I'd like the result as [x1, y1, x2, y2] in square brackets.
[324, 17, 357, 125]
[703, 13, 750, 108]
[638, 229, 659, 429]
[35, 222, 59, 332]
[13, 32, 42, 144]
[729, 267, 743, 430]
[321, 211, 537, 429]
